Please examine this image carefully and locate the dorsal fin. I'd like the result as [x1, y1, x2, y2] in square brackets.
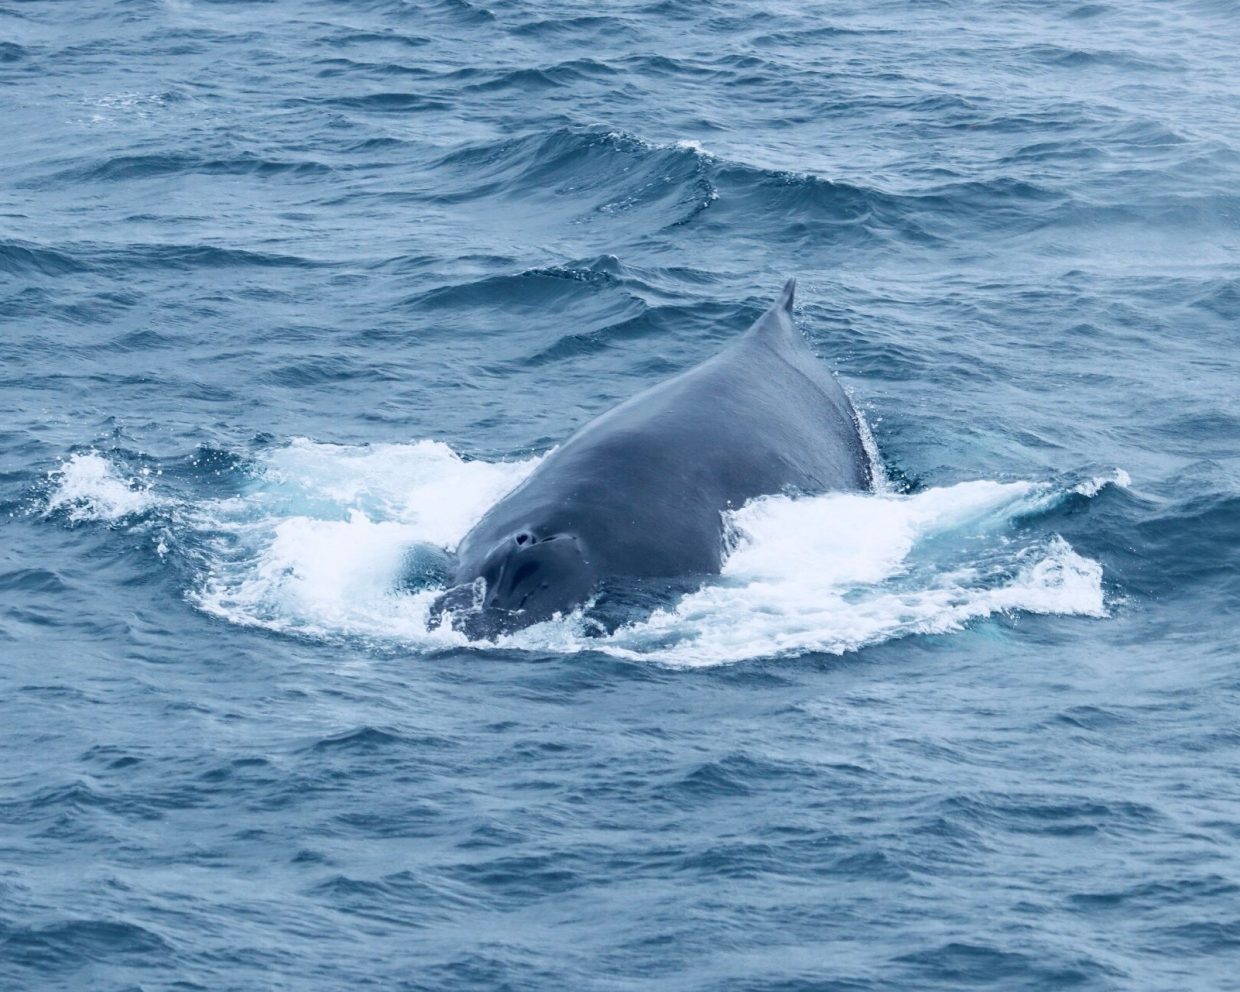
[778, 277, 796, 314]
[739, 278, 801, 349]
[744, 278, 799, 344]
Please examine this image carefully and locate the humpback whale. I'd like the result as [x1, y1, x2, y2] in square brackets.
[429, 279, 872, 636]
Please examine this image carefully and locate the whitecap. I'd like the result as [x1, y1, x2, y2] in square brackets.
[44, 452, 159, 524]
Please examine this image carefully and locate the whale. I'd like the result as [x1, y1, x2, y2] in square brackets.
[428, 278, 873, 636]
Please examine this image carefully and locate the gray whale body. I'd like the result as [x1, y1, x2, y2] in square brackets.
[429, 279, 872, 636]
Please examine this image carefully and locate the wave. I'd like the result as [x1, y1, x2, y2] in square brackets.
[1018, 43, 1183, 74]
[0, 919, 171, 969]
[407, 125, 1047, 246]
[456, 60, 621, 92]
[419, 127, 717, 230]
[20, 116, 1153, 272]
[2, 239, 327, 286]
[306, 92, 451, 113]
[314, 57, 436, 81]
[315, 31, 433, 50]
[56, 153, 333, 183]
[405, 259, 627, 312]
[356, 118, 1237, 265]
[510, 16, 637, 40]
[0, 239, 89, 277]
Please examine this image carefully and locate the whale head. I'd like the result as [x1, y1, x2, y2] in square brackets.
[430, 529, 597, 639]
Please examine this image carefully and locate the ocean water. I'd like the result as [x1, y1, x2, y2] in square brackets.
[2, 0, 1239, 988]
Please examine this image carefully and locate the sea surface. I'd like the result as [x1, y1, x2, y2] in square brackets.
[2, 1, 1239, 989]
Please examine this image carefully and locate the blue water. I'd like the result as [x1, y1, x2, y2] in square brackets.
[3, 0, 1239, 988]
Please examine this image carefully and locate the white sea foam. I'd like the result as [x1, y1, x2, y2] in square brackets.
[1074, 468, 1132, 497]
[44, 452, 159, 523]
[587, 497, 1105, 667]
[849, 394, 889, 493]
[193, 439, 538, 641]
[253, 437, 537, 546]
[186, 438, 1112, 666]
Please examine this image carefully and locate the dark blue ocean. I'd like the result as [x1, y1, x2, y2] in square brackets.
[3, 1, 1239, 988]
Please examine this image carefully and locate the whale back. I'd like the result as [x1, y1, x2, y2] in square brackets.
[450, 279, 870, 586]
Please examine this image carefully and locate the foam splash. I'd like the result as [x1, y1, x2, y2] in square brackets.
[588, 489, 1105, 666]
[181, 439, 1111, 666]
[192, 439, 538, 640]
[44, 452, 159, 524]
[252, 437, 536, 546]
